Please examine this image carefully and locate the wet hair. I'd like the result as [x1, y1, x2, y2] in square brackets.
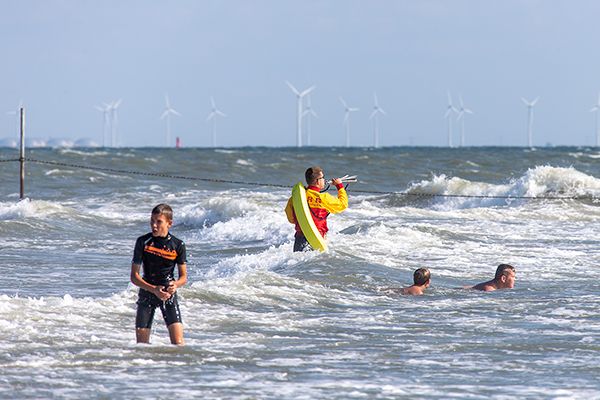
[151, 203, 173, 221]
[494, 264, 515, 280]
[413, 268, 431, 286]
[305, 166, 323, 186]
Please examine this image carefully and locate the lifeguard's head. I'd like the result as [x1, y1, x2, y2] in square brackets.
[305, 166, 325, 189]
[414, 268, 431, 287]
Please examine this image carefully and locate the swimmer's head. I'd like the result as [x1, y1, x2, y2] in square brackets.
[494, 264, 516, 288]
[414, 268, 431, 286]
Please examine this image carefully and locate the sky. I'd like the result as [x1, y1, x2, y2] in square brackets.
[2, 0, 600, 148]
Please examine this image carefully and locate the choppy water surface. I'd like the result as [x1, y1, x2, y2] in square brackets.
[1, 146, 600, 399]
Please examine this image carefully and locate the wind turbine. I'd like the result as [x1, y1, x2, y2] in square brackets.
[302, 94, 318, 146]
[94, 102, 111, 147]
[207, 96, 226, 147]
[522, 97, 539, 148]
[160, 94, 181, 147]
[444, 92, 458, 147]
[340, 97, 359, 147]
[370, 93, 386, 148]
[6, 100, 23, 141]
[456, 94, 474, 147]
[286, 81, 315, 147]
[108, 99, 122, 147]
[590, 92, 600, 147]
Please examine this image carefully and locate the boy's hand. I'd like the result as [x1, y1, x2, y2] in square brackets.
[154, 285, 171, 301]
[165, 281, 177, 295]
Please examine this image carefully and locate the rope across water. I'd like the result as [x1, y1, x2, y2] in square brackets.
[0, 157, 596, 201]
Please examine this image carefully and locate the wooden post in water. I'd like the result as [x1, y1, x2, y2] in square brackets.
[19, 107, 25, 200]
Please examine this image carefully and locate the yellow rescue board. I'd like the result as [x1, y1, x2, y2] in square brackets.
[291, 182, 328, 252]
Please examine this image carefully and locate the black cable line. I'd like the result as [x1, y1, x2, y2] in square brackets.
[0, 157, 596, 200]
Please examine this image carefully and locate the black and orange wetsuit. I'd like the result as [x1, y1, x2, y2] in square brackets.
[132, 232, 187, 328]
[285, 183, 348, 251]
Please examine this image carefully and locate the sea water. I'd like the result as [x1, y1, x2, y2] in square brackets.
[1, 146, 599, 399]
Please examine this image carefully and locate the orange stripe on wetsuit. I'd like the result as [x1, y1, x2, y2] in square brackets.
[144, 245, 178, 261]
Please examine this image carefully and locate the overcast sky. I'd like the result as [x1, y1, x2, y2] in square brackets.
[2, 0, 600, 147]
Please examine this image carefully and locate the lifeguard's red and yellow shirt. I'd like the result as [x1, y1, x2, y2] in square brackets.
[132, 232, 187, 285]
[285, 183, 348, 237]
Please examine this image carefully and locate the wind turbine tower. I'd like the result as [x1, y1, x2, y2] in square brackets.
[456, 95, 473, 147]
[302, 94, 318, 146]
[94, 102, 111, 147]
[286, 81, 315, 147]
[160, 94, 181, 147]
[340, 97, 359, 147]
[370, 93, 386, 148]
[6, 100, 23, 142]
[109, 99, 122, 147]
[207, 96, 226, 147]
[590, 93, 600, 147]
[444, 92, 458, 147]
[522, 97, 539, 148]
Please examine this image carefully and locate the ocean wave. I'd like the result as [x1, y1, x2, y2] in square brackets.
[386, 166, 600, 210]
[0, 199, 68, 220]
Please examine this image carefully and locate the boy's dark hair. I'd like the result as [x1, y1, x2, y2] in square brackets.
[305, 166, 323, 185]
[494, 264, 515, 280]
[413, 268, 430, 286]
[152, 203, 173, 221]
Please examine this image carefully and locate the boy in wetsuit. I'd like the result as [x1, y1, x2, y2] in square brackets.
[130, 204, 187, 345]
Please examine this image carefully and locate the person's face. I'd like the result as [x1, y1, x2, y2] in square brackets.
[150, 213, 172, 237]
[501, 270, 516, 288]
[315, 172, 326, 190]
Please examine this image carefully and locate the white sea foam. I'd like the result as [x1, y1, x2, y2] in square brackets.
[0, 199, 68, 220]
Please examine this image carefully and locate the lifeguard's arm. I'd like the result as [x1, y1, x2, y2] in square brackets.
[166, 263, 187, 295]
[284, 197, 296, 224]
[130, 263, 170, 301]
[322, 182, 348, 214]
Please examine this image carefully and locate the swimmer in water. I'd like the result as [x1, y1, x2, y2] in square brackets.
[470, 264, 516, 292]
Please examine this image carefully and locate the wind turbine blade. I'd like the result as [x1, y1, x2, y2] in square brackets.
[160, 110, 170, 119]
[465, 108, 474, 114]
[113, 99, 122, 108]
[343, 111, 350, 124]
[457, 111, 464, 121]
[349, 107, 359, 112]
[285, 81, 300, 96]
[165, 94, 171, 108]
[94, 106, 104, 112]
[207, 112, 215, 121]
[521, 97, 530, 106]
[300, 86, 315, 97]
[216, 110, 226, 117]
[171, 109, 182, 117]
[379, 107, 387, 116]
[339, 97, 348, 108]
[373, 92, 379, 106]
[370, 110, 378, 119]
[447, 91, 452, 105]
[210, 97, 216, 108]
[591, 106, 599, 112]
[444, 108, 453, 118]
[459, 94, 464, 108]
[531, 97, 539, 106]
